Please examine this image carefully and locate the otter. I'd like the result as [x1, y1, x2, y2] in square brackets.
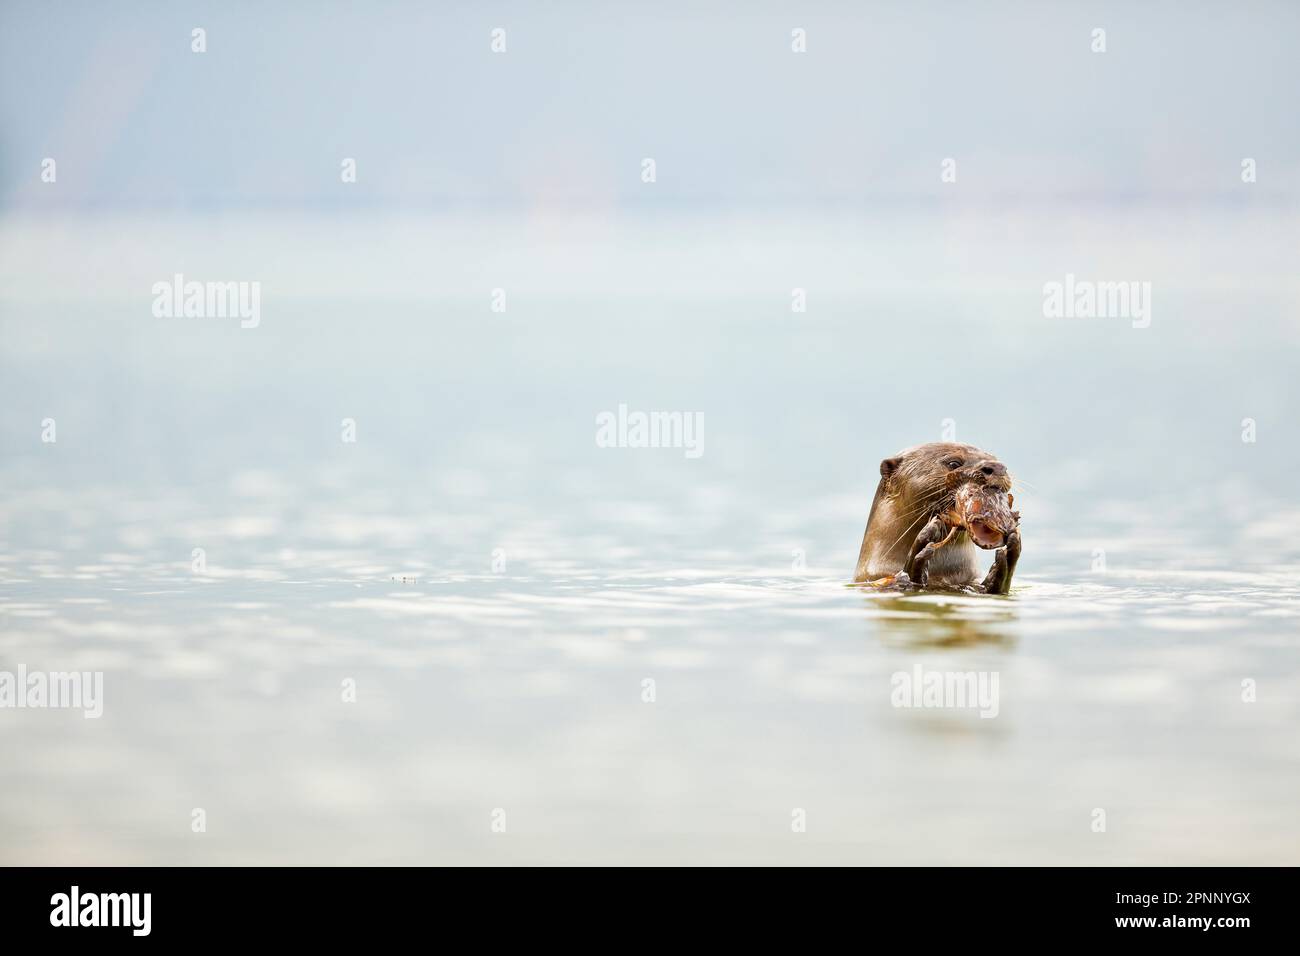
[852, 442, 1021, 593]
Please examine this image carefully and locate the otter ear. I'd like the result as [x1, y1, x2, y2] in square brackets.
[880, 457, 901, 478]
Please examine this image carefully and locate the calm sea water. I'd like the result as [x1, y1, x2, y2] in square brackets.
[2, 209, 1298, 864]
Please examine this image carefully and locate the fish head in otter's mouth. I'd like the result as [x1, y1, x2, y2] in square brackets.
[950, 481, 1019, 550]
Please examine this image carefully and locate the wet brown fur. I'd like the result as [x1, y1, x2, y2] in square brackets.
[853, 442, 1016, 588]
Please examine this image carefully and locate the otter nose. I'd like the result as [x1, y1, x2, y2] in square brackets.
[979, 462, 1006, 478]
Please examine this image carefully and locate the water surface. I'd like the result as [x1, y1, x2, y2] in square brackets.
[2, 210, 1298, 864]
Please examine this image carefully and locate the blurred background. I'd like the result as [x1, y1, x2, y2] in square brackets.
[1, 1, 1298, 864]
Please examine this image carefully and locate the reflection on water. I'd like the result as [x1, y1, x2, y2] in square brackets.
[863, 592, 1019, 649]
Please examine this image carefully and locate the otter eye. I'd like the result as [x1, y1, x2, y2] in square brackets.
[945, 459, 962, 470]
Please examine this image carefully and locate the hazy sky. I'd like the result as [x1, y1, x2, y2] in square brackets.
[3, 0, 1298, 209]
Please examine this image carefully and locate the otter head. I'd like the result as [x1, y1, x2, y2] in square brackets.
[855, 442, 1019, 585]
[875, 442, 1015, 551]
[880, 440, 1010, 495]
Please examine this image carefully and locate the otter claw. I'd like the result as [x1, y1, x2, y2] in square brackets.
[980, 528, 1022, 595]
[903, 516, 949, 589]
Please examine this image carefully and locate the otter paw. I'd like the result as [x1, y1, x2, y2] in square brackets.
[979, 548, 1010, 594]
